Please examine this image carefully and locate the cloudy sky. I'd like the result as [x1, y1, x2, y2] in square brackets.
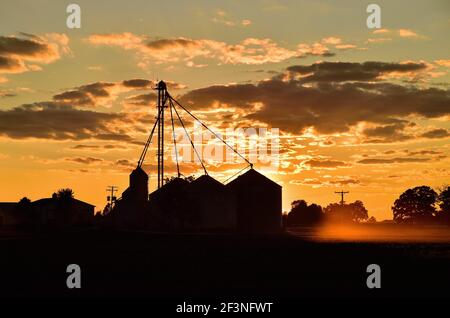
[0, 0, 449, 220]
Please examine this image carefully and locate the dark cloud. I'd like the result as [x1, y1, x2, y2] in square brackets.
[179, 62, 450, 135]
[66, 157, 103, 164]
[52, 79, 184, 107]
[296, 51, 336, 59]
[304, 159, 349, 168]
[125, 93, 157, 106]
[0, 35, 49, 57]
[0, 34, 68, 75]
[286, 61, 427, 83]
[72, 145, 100, 150]
[358, 157, 431, 164]
[362, 122, 414, 142]
[406, 150, 442, 156]
[71, 144, 127, 150]
[146, 38, 199, 50]
[122, 78, 185, 90]
[0, 102, 132, 141]
[363, 122, 406, 137]
[329, 179, 360, 185]
[95, 133, 134, 141]
[122, 79, 152, 88]
[116, 159, 133, 166]
[0, 55, 25, 72]
[420, 128, 450, 139]
[53, 82, 115, 107]
[0, 91, 16, 98]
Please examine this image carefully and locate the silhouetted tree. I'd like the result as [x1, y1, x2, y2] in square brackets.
[438, 185, 450, 213]
[18, 197, 31, 205]
[349, 200, 369, 222]
[324, 200, 368, 223]
[287, 200, 323, 226]
[392, 186, 437, 223]
[55, 188, 74, 200]
[437, 185, 450, 224]
[366, 216, 377, 223]
[54, 188, 76, 225]
[164, 175, 195, 184]
[14, 197, 36, 226]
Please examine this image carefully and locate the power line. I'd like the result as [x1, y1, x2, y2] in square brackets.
[136, 81, 252, 185]
[137, 107, 161, 168]
[169, 97, 180, 178]
[171, 100, 208, 175]
[168, 94, 253, 169]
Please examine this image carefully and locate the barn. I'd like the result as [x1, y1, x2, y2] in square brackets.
[226, 168, 282, 233]
[32, 197, 95, 226]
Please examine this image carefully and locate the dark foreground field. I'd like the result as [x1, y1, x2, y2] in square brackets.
[1, 227, 449, 305]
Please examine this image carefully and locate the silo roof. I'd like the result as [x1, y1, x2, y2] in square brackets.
[226, 168, 281, 189]
[191, 175, 225, 190]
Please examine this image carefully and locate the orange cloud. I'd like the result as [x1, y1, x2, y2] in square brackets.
[366, 38, 392, 44]
[53, 79, 185, 108]
[372, 28, 390, 34]
[86, 33, 352, 66]
[435, 59, 450, 67]
[0, 33, 70, 76]
[368, 28, 424, 44]
[398, 29, 419, 38]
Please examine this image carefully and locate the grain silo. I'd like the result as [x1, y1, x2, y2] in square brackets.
[226, 168, 282, 233]
[122, 166, 148, 203]
[108, 166, 149, 229]
[189, 175, 236, 230]
[148, 177, 198, 230]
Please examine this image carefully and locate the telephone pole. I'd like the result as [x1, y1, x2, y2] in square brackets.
[106, 185, 118, 207]
[335, 190, 349, 205]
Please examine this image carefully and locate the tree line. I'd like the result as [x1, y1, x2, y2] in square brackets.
[285, 185, 450, 227]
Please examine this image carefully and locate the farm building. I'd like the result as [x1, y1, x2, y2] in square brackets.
[111, 167, 281, 232]
[0, 203, 19, 227]
[148, 177, 195, 230]
[189, 175, 236, 230]
[109, 80, 282, 233]
[122, 166, 149, 203]
[108, 167, 151, 228]
[32, 197, 95, 226]
[227, 169, 282, 233]
[0, 197, 95, 228]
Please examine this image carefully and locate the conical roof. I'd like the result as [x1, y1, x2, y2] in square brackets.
[227, 168, 280, 189]
[130, 166, 148, 178]
[191, 174, 225, 191]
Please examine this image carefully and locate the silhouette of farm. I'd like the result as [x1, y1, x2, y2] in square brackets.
[1, 81, 450, 304]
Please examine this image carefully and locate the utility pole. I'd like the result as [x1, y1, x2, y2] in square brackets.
[156, 80, 168, 189]
[335, 190, 349, 205]
[106, 186, 118, 207]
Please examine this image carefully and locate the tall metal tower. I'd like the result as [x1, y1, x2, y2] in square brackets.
[156, 80, 168, 189]
[136, 79, 252, 191]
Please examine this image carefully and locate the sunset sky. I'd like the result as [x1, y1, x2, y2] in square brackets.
[1, 0, 449, 220]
